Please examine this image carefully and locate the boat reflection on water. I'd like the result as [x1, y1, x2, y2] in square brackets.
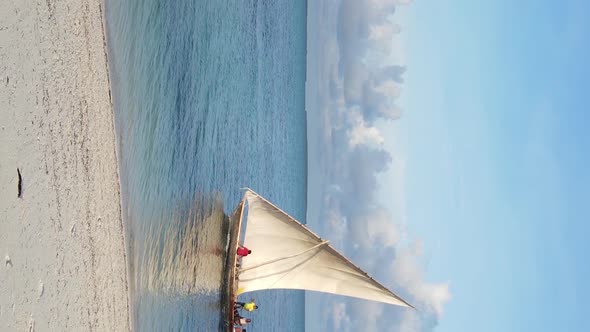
[137, 194, 229, 296]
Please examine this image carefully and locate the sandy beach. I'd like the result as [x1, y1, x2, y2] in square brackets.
[0, 0, 130, 330]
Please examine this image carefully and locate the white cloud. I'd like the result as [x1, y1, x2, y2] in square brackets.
[375, 79, 402, 98]
[369, 22, 401, 41]
[370, 0, 414, 8]
[343, 62, 370, 104]
[345, 107, 382, 148]
[367, 207, 402, 247]
[354, 301, 385, 332]
[378, 104, 403, 120]
[391, 242, 452, 319]
[369, 22, 401, 54]
[348, 121, 385, 147]
[332, 302, 350, 331]
[306, 0, 451, 331]
[397, 310, 422, 332]
[369, 0, 398, 12]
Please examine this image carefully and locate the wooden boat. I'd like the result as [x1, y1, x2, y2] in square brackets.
[222, 189, 413, 331]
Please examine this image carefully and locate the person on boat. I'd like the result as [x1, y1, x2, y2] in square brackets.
[233, 309, 252, 325]
[233, 327, 246, 332]
[236, 245, 251, 257]
[235, 300, 258, 312]
[237, 317, 251, 326]
[233, 309, 242, 324]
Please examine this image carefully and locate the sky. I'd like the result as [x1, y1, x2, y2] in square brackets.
[306, 0, 590, 331]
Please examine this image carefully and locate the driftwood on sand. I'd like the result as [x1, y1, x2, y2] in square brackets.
[17, 168, 22, 198]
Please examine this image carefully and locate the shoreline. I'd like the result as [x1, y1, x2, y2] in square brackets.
[100, 0, 136, 329]
[0, 0, 131, 330]
[99, 0, 135, 329]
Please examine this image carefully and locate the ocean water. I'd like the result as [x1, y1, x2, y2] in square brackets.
[104, 0, 307, 331]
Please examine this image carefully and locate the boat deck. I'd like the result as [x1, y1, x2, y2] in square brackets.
[221, 200, 244, 332]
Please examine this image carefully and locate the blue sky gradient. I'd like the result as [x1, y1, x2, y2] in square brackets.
[400, 0, 590, 330]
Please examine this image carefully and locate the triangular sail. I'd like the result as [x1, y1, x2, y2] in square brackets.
[237, 190, 413, 308]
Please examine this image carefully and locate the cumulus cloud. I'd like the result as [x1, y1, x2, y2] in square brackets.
[361, 76, 403, 121]
[366, 207, 402, 247]
[305, 0, 451, 331]
[372, 0, 414, 7]
[351, 301, 385, 331]
[332, 302, 350, 330]
[341, 146, 392, 207]
[369, 22, 401, 54]
[342, 62, 370, 104]
[348, 123, 385, 147]
[347, 107, 385, 147]
[320, 240, 451, 332]
[391, 242, 452, 319]
[336, 0, 406, 120]
[379, 65, 407, 84]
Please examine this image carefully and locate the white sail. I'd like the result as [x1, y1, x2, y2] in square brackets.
[237, 190, 413, 308]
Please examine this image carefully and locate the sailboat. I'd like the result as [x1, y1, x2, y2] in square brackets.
[223, 189, 413, 330]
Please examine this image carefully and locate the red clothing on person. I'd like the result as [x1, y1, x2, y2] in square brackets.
[237, 247, 250, 257]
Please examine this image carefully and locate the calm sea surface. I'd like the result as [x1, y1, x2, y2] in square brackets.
[104, 1, 307, 330]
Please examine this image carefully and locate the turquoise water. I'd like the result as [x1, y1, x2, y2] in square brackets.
[104, 0, 307, 331]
